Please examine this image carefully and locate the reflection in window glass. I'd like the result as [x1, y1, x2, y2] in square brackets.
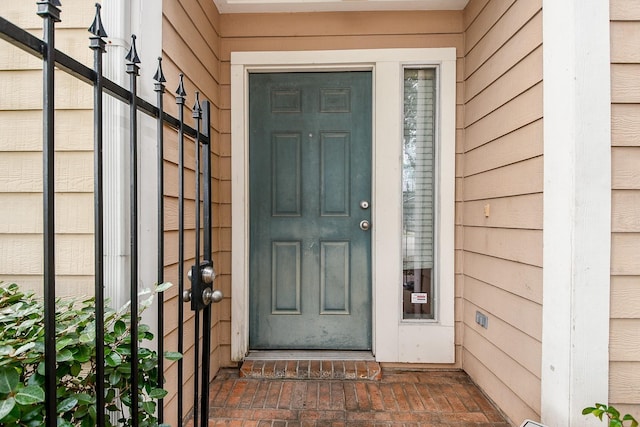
[402, 68, 436, 320]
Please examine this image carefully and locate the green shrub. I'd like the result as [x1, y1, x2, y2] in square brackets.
[583, 403, 639, 427]
[0, 281, 181, 427]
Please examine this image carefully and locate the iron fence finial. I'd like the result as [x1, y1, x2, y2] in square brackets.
[89, 3, 108, 38]
[126, 34, 141, 64]
[154, 57, 166, 84]
[176, 73, 187, 104]
[176, 73, 187, 96]
[193, 91, 202, 119]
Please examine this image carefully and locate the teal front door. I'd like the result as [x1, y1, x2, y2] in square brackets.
[249, 72, 372, 350]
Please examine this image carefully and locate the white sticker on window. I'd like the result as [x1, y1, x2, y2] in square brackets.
[411, 293, 428, 304]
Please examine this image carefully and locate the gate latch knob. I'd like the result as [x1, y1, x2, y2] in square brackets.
[202, 288, 224, 305]
[187, 261, 223, 310]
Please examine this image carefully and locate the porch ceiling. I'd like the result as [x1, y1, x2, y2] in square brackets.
[213, 0, 469, 14]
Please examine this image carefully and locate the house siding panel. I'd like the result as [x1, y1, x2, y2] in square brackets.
[0, 1, 95, 297]
[461, 0, 543, 424]
[221, 10, 463, 37]
[611, 0, 640, 21]
[611, 1, 640, 416]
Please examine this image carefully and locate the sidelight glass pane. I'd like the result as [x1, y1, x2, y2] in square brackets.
[402, 68, 436, 320]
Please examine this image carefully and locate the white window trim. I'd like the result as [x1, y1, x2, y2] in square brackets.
[231, 48, 456, 363]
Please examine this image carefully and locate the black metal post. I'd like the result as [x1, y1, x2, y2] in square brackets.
[175, 74, 187, 427]
[200, 100, 212, 427]
[202, 101, 212, 260]
[192, 92, 203, 427]
[88, 4, 107, 427]
[125, 34, 141, 427]
[153, 57, 166, 424]
[36, 2, 60, 426]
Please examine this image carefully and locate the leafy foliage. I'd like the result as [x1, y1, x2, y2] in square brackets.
[0, 282, 181, 427]
[583, 403, 639, 427]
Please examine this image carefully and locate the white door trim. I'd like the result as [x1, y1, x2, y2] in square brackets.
[231, 48, 456, 363]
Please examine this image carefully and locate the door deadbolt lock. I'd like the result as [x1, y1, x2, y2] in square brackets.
[185, 261, 223, 310]
[359, 200, 370, 209]
[187, 264, 216, 284]
[359, 220, 371, 231]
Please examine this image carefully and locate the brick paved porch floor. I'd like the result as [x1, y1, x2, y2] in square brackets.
[198, 366, 511, 427]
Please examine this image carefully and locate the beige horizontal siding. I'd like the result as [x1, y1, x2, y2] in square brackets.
[464, 0, 541, 78]
[610, 4, 640, 418]
[611, 64, 640, 103]
[0, 275, 95, 298]
[0, 193, 93, 234]
[611, 233, 640, 276]
[0, 110, 93, 152]
[464, 119, 543, 176]
[464, 227, 542, 267]
[1, 1, 97, 29]
[611, 0, 640, 21]
[0, 1, 95, 298]
[612, 104, 640, 146]
[462, 193, 542, 230]
[464, 325, 540, 406]
[610, 362, 640, 404]
[464, 251, 542, 304]
[611, 276, 640, 318]
[463, 0, 490, 29]
[612, 191, 640, 232]
[464, 276, 541, 341]
[0, 234, 94, 275]
[464, 0, 516, 55]
[463, 350, 539, 422]
[163, 160, 198, 199]
[465, 11, 542, 102]
[464, 82, 542, 151]
[463, 301, 541, 376]
[613, 147, 640, 188]
[463, 156, 543, 201]
[221, 34, 464, 60]
[610, 319, 640, 362]
[460, 0, 543, 424]
[611, 21, 640, 63]
[222, 11, 463, 37]
[0, 70, 92, 110]
[465, 46, 542, 125]
[0, 151, 93, 192]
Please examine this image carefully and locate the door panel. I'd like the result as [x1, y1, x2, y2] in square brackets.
[249, 72, 372, 350]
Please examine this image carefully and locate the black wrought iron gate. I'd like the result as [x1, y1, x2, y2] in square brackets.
[0, 2, 221, 426]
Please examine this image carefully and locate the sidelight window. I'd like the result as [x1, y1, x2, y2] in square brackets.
[402, 67, 437, 320]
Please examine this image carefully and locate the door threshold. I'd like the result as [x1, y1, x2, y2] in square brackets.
[245, 350, 375, 361]
[240, 351, 381, 380]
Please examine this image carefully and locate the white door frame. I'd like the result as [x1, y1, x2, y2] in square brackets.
[230, 48, 457, 363]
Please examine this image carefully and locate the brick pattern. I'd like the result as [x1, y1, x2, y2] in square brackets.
[239, 360, 383, 381]
[188, 368, 510, 427]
